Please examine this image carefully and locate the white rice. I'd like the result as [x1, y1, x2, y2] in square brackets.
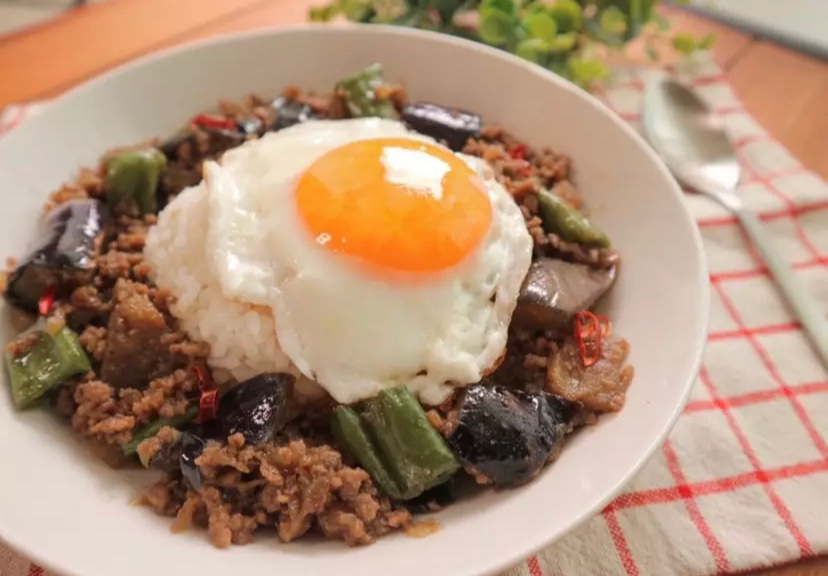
[143, 181, 295, 384]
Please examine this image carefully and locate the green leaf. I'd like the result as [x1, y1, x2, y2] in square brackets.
[479, 8, 517, 45]
[515, 38, 549, 63]
[599, 6, 628, 36]
[480, 0, 517, 18]
[567, 57, 609, 88]
[549, 0, 583, 33]
[547, 31, 578, 53]
[645, 41, 659, 61]
[338, 0, 374, 20]
[428, 0, 464, 22]
[522, 12, 557, 42]
[309, 5, 337, 21]
[672, 32, 698, 55]
[372, 0, 408, 21]
[699, 32, 716, 49]
[653, 12, 671, 31]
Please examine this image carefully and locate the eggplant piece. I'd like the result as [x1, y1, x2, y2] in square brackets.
[101, 280, 172, 389]
[445, 383, 578, 487]
[512, 257, 617, 336]
[236, 116, 264, 137]
[403, 481, 456, 515]
[401, 102, 481, 151]
[218, 373, 293, 444]
[268, 97, 319, 132]
[139, 427, 206, 488]
[141, 428, 184, 471]
[4, 199, 106, 314]
[180, 432, 207, 490]
[158, 131, 196, 162]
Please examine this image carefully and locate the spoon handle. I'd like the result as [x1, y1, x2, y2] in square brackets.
[735, 207, 828, 368]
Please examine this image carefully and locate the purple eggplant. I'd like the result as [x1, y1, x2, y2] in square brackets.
[179, 432, 207, 490]
[158, 132, 196, 162]
[268, 97, 319, 132]
[401, 102, 481, 151]
[513, 257, 617, 337]
[4, 199, 106, 313]
[218, 373, 293, 444]
[445, 382, 578, 487]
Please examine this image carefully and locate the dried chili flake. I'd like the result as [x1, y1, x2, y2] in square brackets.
[574, 311, 603, 367]
[191, 114, 237, 132]
[192, 362, 219, 423]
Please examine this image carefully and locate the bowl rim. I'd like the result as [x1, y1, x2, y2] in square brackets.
[0, 22, 710, 576]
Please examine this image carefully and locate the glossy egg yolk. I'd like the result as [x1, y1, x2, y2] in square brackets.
[295, 138, 493, 274]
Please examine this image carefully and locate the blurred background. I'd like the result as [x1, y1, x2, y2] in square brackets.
[1, 0, 828, 59]
[2, 0, 827, 59]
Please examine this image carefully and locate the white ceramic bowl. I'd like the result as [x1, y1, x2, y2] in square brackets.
[0, 25, 708, 576]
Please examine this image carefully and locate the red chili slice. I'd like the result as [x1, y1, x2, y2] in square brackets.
[191, 114, 237, 132]
[192, 362, 219, 423]
[38, 287, 55, 317]
[509, 144, 526, 160]
[574, 311, 603, 367]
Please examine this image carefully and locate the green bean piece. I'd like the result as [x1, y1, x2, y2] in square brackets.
[537, 187, 611, 248]
[122, 404, 198, 456]
[337, 63, 398, 119]
[105, 148, 167, 215]
[360, 386, 459, 499]
[4, 319, 91, 410]
[331, 406, 404, 500]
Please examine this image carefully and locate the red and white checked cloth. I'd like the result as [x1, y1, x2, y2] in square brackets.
[1, 53, 826, 576]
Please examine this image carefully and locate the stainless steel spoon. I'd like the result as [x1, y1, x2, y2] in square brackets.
[642, 75, 828, 368]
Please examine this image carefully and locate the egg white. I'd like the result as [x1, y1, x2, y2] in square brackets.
[191, 118, 531, 405]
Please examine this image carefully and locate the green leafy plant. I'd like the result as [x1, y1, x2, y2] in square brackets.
[309, 0, 714, 90]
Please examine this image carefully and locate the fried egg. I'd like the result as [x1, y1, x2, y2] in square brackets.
[161, 118, 532, 405]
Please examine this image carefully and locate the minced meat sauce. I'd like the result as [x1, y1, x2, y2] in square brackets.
[1, 78, 632, 549]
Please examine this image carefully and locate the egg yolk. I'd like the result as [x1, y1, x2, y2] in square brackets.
[295, 138, 493, 274]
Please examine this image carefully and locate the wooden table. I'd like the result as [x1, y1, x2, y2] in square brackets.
[0, 1, 826, 574]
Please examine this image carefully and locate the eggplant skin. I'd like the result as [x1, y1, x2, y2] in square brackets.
[179, 432, 207, 491]
[268, 97, 319, 132]
[147, 433, 185, 473]
[445, 383, 578, 487]
[401, 102, 481, 151]
[217, 373, 294, 444]
[4, 199, 106, 313]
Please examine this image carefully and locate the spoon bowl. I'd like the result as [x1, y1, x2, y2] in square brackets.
[642, 74, 828, 369]
[643, 77, 741, 197]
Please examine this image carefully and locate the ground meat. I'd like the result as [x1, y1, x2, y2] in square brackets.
[72, 380, 136, 445]
[136, 425, 180, 468]
[547, 336, 634, 413]
[140, 437, 412, 548]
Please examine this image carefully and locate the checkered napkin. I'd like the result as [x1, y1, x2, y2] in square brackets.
[1, 52, 826, 576]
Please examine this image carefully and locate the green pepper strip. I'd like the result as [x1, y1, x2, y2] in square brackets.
[331, 406, 405, 500]
[336, 63, 398, 119]
[122, 404, 198, 457]
[5, 320, 91, 410]
[332, 385, 459, 500]
[105, 148, 167, 215]
[537, 187, 611, 248]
